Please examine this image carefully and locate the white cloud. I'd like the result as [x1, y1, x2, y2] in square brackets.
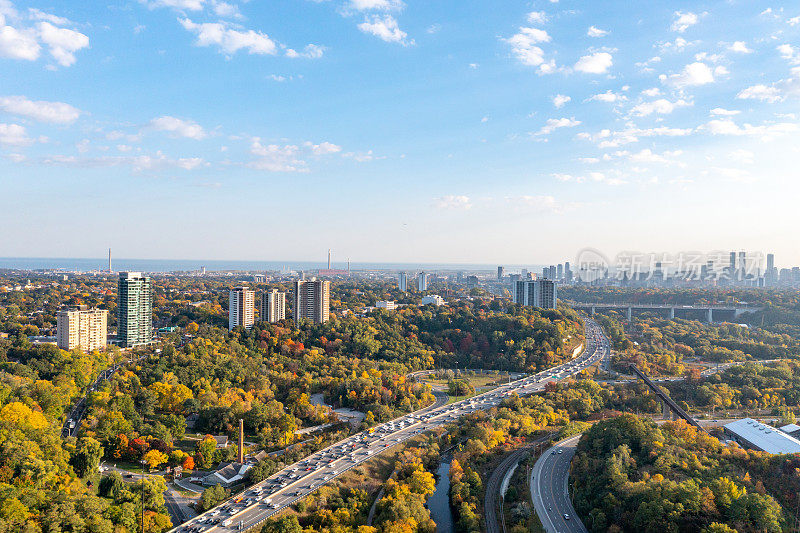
[358, 15, 412, 45]
[0, 25, 40, 60]
[349, 0, 404, 10]
[630, 98, 690, 116]
[304, 141, 342, 155]
[149, 115, 207, 139]
[789, 16, 800, 26]
[527, 11, 547, 24]
[435, 195, 472, 209]
[143, 0, 205, 10]
[777, 44, 799, 64]
[504, 27, 550, 67]
[537, 117, 580, 135]
[285, 43, 325, 58]
[212, 1, 241, 18]
[729, 41, 752, 53]
[574, 52, 612, 74]
[578, 125, 693, 148]
[710, 107, 740, 116]
[641, 87, 660, 97]
[37, 22, 89, 66]
[552, 94, 570, 108]
[249, 138, 305, 172]
[343, 150, 381, 162]
[0, 95, 81, 124]
[660, 62, 714, 88]
[27, 8, 70, 26]
[589, 90, 626, 103]
[42, 151, 208, 172]
[737, 84, 783, 103]
[587, 26, 608, 37]
[179, 18, 278, 55]
[658, 37, 698, 53]
[0, 122, 33, 146]
[671, 11, 699, 33]
[704, 118, 798, 138]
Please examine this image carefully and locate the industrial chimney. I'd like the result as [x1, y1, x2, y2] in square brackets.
[238, 419, 244, 463]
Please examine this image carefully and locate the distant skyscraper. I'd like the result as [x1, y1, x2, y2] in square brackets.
[767, 253, 775, 271]
[108, 248, 112, 273]
[564, 262, 572, 282]
[398, 273, 408, 292]
[557, 264, 563, 279]
[294, 279, 330, 324]
[229, 287, 255, 331]
[512, 279, 557, 309]
[497, 266, 504, 281]
[417, 272, 428, 291]
[57, 307, 108, 352]
[260, 289, 286, 323]
[729, 252, 736, 271]
[117, 272, 153, 347]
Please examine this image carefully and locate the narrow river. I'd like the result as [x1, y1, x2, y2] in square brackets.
[426, 459, 454, 533]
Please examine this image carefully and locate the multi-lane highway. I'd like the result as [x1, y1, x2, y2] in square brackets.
[530, 435, 587, 533]
[172, 318, 609, 533]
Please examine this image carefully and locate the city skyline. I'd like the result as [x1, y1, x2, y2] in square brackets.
[2, 1, 800, 263]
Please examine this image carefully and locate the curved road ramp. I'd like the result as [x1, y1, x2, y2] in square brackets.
[530, 435, 588, 533]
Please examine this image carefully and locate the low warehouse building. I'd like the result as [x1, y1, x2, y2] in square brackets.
[723, 418, 800, 454]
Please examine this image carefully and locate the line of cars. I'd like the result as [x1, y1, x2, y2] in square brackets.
[173, 319, 607, 533]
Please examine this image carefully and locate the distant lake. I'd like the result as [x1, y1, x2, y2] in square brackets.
[0, 257, 546, 274]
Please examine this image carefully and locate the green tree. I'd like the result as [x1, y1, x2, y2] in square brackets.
[74, 437, 104, 478]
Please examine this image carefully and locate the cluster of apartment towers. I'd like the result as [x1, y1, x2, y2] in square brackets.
[56, 273, 332, 353]
[228, 279, 330, 331]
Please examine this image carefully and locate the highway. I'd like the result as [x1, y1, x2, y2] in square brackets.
[530, 435, 587, 533]
[172, 318, 608, 533]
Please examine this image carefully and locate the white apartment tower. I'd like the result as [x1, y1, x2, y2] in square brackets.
[294, 279, 330, 324]
[417, 272, 428, 291]
[398, 273, 408, 292]
[260, 289, 286, 323]
[57, 307, 108, 352]
[512, 279, 557, 309]
[229, 287, 255, 331]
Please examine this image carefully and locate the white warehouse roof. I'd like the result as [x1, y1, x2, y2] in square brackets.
[779, 423, 800, 434]
[724, 418, 800, 455]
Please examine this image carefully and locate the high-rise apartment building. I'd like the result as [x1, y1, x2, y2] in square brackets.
[417, 272, 428, 291]
[398, 272, 408, 292]
[117, 272, 154, 348]
[57, 307, 108, 352]
[229, 287, 255, 331]
[294, 279, 330, 324]
[512, 279, 558, 309]
[557, 264, 563, 279]
[497, 266, 504, 281]
[260, 289, 286, 323]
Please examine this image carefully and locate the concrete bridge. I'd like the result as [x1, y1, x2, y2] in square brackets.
[568, 302, 761, 323]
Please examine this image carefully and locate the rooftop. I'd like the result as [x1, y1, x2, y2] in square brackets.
[724, 418, 800, 454]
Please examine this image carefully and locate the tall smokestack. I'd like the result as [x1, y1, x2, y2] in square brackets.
[327, 249, 331, 269]
[108, 248, 111, 272]
[238, 419, 244, 463]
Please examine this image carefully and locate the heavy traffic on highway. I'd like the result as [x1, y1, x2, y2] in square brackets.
[173, 318, 608, 532]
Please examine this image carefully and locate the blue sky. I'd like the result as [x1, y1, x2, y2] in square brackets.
[1, 0, 799, 266]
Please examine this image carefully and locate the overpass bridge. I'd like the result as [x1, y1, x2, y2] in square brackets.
[629, 364, 708, 433]
[568, 302, 761, 323]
